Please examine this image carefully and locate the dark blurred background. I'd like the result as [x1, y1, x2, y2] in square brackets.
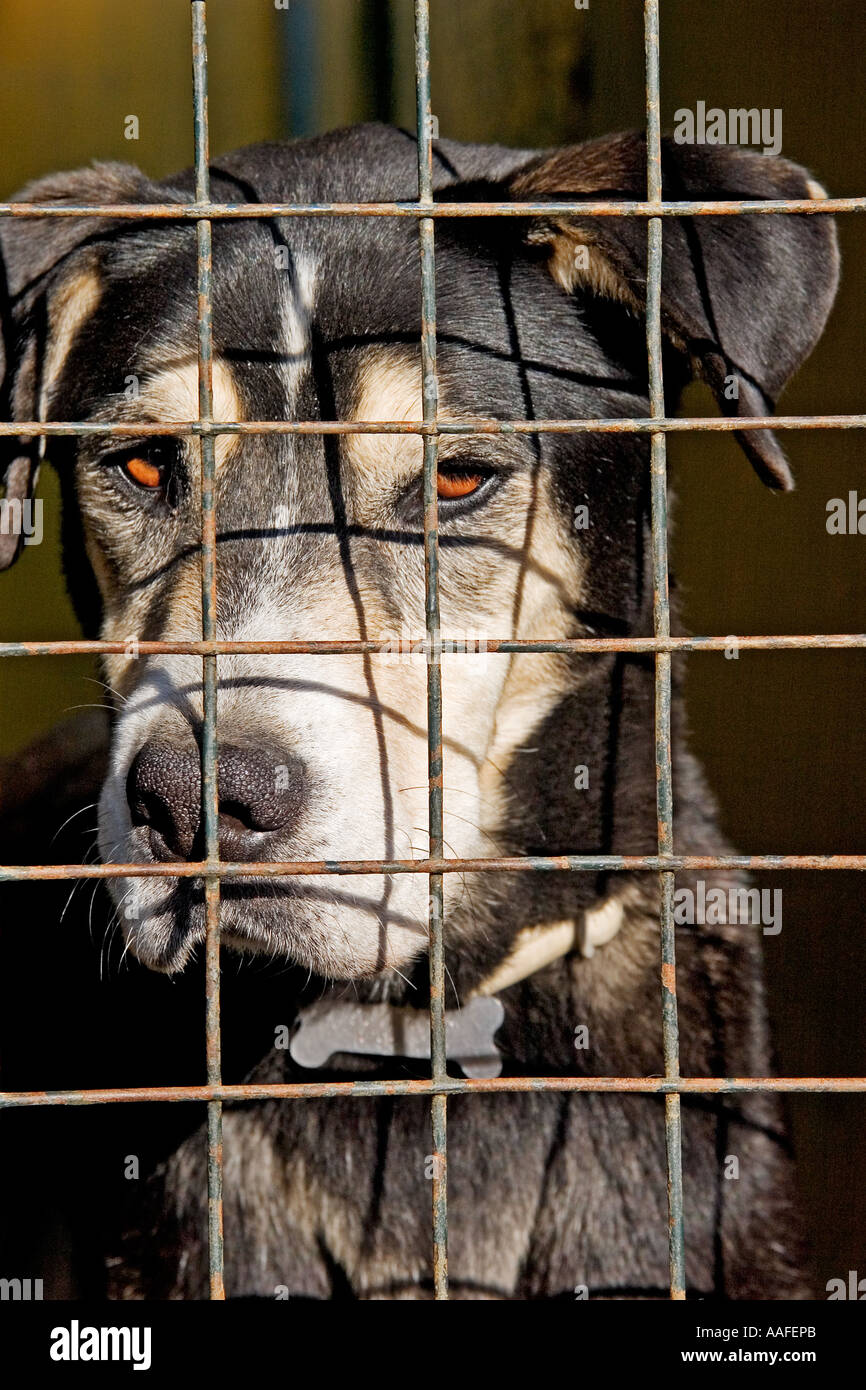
[1, 0, 864, 1293]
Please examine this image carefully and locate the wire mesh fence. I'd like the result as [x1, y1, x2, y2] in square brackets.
[1, 0, 864, 1302]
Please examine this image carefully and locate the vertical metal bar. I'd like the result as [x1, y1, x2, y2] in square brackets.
[644, 0, 686, 1302]
[192, 0, 225, 1302]
[414, 0, 448, 1302]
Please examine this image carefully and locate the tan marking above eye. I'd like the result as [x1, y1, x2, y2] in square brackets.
[112, 359, 243, 472]
[349, 354, 496, 502]
[437, 469, 484, 500]
[42, 266, 103, 418]
[124, 455, 164, 489]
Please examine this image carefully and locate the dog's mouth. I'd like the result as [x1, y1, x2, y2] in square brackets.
[116, 868, 430, 979]
[120, 878, 276, 973]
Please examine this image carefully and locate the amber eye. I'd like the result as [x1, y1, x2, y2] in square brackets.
[437, 468, 485, 501]
[123, 454, 165, 490]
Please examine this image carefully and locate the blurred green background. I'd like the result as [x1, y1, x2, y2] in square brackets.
[1, 0, 864, 1291]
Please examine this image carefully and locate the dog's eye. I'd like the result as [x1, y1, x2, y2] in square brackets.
[98, 440, 183, 510]
[105, 442, 180, 503]
[123, 454, 166, 490]
[437, 467, 487, 501]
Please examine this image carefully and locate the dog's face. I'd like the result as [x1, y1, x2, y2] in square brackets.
[0, 128, 838, 976]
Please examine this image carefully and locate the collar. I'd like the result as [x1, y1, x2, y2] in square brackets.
[289, 895, 625, 1079]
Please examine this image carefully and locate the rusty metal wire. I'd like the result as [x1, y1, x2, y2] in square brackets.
[2, 635, 865, 658]
[414, 0, 449, 1301]
[4, 635, 866, 660]
[1, 413, 865, 437]
[1, 1076, 864, 1110]
[1, 0, 864, 1305]
[1, 196, 861, 218]
[191, 0, 225, 1302]
[644, 0, 685, 1300]
[1, 853, 865, 883]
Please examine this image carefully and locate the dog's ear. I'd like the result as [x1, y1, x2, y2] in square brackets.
[509, 131, 840, 489]
[0, 163, 149, 569]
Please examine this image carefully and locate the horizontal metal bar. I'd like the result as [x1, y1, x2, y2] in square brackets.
[3, 414, 865, 438]
[1, 634, 863, 658]
[1, 1076, 864, 1109]
[1, 854, 864, 883]
[0, 198, 860, 221]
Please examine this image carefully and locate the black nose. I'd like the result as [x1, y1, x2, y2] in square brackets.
[126, 740, 307, 861]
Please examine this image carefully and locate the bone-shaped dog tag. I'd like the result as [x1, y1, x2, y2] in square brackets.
[290, 995, 505, 1078]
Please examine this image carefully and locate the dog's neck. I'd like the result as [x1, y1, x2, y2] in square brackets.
[448, 642, 661, 995]
[291, 896, 627, 1076]
[472, 895, 626, 996]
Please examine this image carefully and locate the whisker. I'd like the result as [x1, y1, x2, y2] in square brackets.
[82, 674, 129, 706]
[51, 802, 99, 846]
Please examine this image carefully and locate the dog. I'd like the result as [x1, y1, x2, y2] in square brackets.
[0, 125, 839, 1299]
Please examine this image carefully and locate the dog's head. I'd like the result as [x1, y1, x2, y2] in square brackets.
[0, 127, 838, 977]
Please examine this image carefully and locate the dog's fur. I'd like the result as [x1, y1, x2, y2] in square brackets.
[0, 126, 839, 1298]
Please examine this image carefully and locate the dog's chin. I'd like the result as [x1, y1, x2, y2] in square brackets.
[121, 911, 204, 975]
[116, 882, 429, 981]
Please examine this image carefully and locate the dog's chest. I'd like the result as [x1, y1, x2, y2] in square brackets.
[212, 1087, 682, 1299]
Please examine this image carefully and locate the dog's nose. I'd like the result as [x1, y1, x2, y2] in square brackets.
[126, 741, 306, 861]
[127, 742, 201, 861]
[216, 743, 307, 861]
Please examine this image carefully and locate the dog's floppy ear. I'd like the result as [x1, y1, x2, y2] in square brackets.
[0, 163, 149, 569]
[510, 131, 840, 489]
